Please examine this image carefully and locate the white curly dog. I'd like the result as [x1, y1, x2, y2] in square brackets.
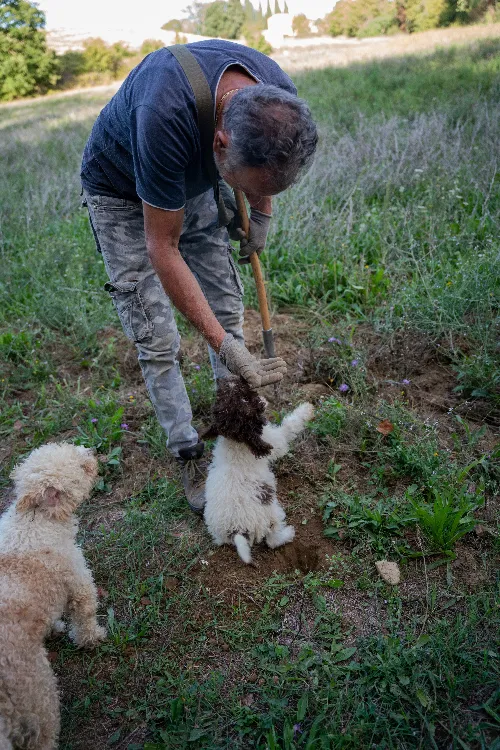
[0, 442, 106, 750]
[203, 378, 314, 565]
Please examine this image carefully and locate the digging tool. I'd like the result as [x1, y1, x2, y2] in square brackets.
[233, 189, 276, 359]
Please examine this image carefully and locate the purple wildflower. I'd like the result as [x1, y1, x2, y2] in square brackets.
[402, 379, 411, 385]
[351, 359, 359, 367]
[293, 724, 303, 736]
[91, 418, 98, 423]
[194, 365, 201, 370]
[339, 383, 349, 393]
[121, 423, 129, 430]
[328, 336, 341, 344]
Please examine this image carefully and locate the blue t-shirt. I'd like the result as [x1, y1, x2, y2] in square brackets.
[81, 40, 297, 210]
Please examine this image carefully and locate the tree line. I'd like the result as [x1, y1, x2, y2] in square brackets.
[0, 0, 138, 100]
[166, 0, 498, 41]
[1, 0, 498, 102]
[164, 0, 278, 53]
[325, 0, 497, 38]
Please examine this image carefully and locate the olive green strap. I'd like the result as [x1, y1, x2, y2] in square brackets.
[166, 44, 229, 227]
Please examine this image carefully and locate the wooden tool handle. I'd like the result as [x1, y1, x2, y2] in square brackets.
[234, 189, 272, 332]
[234, 189, 250, 236]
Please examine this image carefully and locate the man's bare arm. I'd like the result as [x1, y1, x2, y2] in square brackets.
[143, 202, 226, 351]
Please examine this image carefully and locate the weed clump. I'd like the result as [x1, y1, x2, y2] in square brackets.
[310, 397, 346, 441]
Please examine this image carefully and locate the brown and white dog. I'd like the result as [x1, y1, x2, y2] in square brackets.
[203, 378, 313, 565]
[0, 442, 106, 750]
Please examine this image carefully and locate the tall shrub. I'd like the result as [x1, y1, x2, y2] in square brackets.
[0, 0, 59, 101]
[203, 0, 245, 38]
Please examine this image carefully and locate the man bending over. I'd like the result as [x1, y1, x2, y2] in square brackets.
[81, 40, 318, 512]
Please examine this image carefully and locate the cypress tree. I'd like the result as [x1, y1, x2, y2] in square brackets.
[244, 0, 254, 21]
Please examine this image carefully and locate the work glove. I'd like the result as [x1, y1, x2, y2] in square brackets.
[238, 208, 272, 265]
[219, 333, 286, 389]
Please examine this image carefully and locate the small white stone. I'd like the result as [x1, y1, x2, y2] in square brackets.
[375, 560, 401, 585]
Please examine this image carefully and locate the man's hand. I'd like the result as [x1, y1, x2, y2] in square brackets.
[238, 208, 272, 265]
[219, 333, 286, 389]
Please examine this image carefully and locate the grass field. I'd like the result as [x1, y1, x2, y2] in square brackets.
[1, 36, 499, 750]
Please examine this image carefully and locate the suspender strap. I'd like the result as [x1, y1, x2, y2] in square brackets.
[166, 44, 229, 227]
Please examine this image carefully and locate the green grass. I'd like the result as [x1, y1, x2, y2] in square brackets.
[59, 479, 499, 749]
[1, 38, 499, 750]
[296, 38, 500, 126]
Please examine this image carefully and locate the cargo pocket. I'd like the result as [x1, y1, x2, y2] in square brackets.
[92, 195, 141, 211]
[227, 249, 244, 298]
[104, 280, 153, 343]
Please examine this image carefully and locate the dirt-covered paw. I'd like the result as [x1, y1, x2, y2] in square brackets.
[69, 624, 107, 648]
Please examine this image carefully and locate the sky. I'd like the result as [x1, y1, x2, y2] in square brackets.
[39, 0, 337, 32]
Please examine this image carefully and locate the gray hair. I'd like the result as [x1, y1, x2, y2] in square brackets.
[222, 85, 318, 192]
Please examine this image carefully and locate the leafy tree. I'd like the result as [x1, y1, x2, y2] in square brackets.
[57, 50, 85, 86]
[58, 37, 133, 88]
[324, 0, 494, 36]
[202, 0, 245, 38]
[244, 0, 255, 20]
[181, 2, 208, 33]
[244, 28, 273, 53]
[274, 0, 281, 13]
[255, 3, 266, 28]
[284, 1, 289, 12]
[162, 19, 182, 31]
[265, 0, 272, 18]
[292, 13, 312, 36]
[326, 0, 398, 36]
[0, 0, 59, 101]
[242, 0, 267, 40]
[140, 38, 164, 55]
[81, 38, 130, 77]
[405, 0, 448, 30]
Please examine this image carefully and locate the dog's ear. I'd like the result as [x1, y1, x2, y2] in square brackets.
[16, 485, 74, 520]
[245, 434, 273, 458]
[75, 445, 98, 477]
[81, 454, 98, 477]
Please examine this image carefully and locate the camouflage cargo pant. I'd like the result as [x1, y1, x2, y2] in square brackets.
[84, 189, 244, 457]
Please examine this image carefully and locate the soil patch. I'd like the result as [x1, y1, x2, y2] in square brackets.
[196, 513, 335, 602]
[358, 326, 499, 425]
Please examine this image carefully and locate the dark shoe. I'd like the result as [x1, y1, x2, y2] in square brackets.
[176, 442, 208, 515]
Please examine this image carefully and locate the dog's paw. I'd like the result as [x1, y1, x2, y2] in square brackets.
[282, 524, 295, 544]
[294, 402, 314, 424]
[266, 524, 295, 549]
[69, 624, 107, 648]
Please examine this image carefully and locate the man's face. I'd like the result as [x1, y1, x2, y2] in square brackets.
[219, 164, 282, 203]
[214, 130, 282, 202]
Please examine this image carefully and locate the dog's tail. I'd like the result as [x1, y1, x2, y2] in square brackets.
[233, 534, 252, 565]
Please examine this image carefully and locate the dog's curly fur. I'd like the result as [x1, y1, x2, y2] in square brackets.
[203, 378, 314, 564]
[0, 443, 106, 750]
[202, 378, 273, 458]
